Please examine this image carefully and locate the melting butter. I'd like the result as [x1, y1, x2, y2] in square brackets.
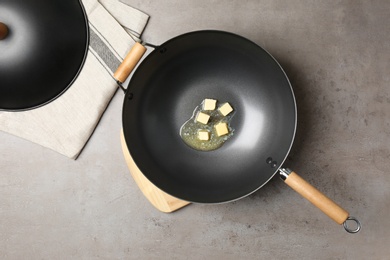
[180, 99, 235, 151]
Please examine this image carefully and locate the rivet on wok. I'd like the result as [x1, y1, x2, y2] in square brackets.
[160, 47, 167, 54]
[271, 161, 278, 168]
[266, 157, 273, 164]
[128, 93, 134, 100]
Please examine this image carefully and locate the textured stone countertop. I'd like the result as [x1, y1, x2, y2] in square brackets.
[1, 1, 389, 259]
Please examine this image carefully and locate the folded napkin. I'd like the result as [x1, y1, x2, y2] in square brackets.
[0, 0, 149, 159]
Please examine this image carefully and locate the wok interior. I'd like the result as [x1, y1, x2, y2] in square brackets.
[123, 31, 296, 203]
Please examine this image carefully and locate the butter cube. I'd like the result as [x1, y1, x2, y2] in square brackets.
[198, 130, 210, 141]
[219, 102, 233, 116]
[203, 98, 217, 110]
[214, 122, 229, 136]
[196, 112, 210, 124]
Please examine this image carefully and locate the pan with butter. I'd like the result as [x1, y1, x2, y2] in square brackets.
[122, 31, 296, 203]
[120, 31, 360, 233]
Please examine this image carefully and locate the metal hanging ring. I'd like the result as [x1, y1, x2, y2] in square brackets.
[343, 216, 361, 233]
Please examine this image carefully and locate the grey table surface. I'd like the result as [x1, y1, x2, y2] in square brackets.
[1, 1, 389, 259]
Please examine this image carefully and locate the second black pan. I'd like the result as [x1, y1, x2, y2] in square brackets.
[0, 0, 88, 111]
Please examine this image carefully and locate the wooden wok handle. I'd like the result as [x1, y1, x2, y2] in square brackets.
[0, 22, 9, 40]
[114, 42, 147, 83]
[280, 168, 361, 233]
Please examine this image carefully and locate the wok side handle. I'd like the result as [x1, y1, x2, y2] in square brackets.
[280, 168, 361, 233]
[114, 42, 147, 84]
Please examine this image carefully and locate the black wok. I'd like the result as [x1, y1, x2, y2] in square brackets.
[118, 30, 360, 233]
[0, 0, 88, 111]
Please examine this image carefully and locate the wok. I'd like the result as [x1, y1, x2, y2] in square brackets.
[0, 0, 88, 111]
[116, 31, 360, 233]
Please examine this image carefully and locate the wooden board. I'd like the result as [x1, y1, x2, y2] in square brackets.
[120, 129, 190, 213]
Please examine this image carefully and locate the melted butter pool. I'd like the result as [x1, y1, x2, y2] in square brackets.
[180, 100, 235, 151]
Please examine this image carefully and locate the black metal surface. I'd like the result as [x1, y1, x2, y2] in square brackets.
[0, 0, 88, 111]
[123, 31, 296, 203]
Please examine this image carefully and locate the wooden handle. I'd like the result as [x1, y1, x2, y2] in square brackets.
[282, 170, 349, 225]
[114, 42, 147, 83]
[0, 22, 9, 40]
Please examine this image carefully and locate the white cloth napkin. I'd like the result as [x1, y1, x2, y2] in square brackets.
[0, 0, 149, 159]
